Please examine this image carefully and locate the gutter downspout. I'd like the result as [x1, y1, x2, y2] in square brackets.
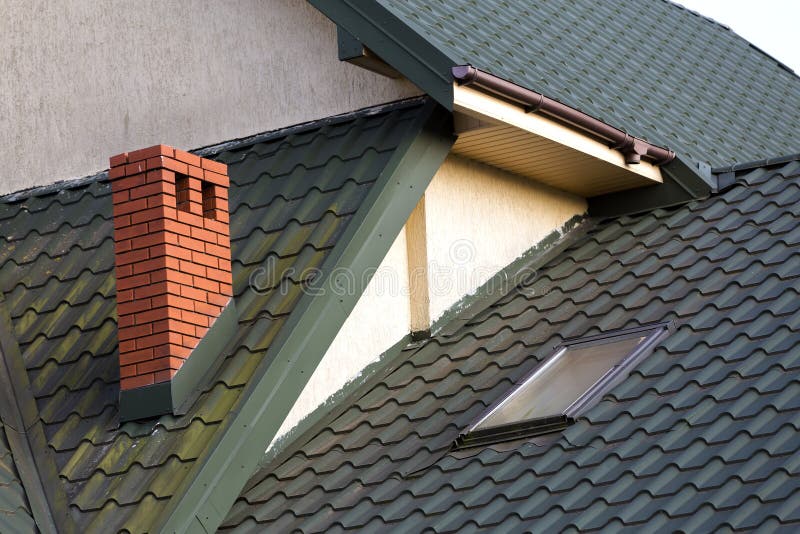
[452, 65, 675, 166]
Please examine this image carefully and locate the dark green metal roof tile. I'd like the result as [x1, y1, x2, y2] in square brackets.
[30, 352, 117, 401]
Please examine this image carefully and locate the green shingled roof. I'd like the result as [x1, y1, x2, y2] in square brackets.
[223, 157, 800, 531]
[0, 98, 438, 532]
[322, 0, 800, 168]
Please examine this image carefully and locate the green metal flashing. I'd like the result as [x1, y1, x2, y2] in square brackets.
[588, 156, 715, 217]
[312, 0, 455, 107]
[172, 301, 238, 415]
[0, 295, 68, 534]
[155, 100, 455, 533]
[435, 215, 593, 338]
[117, 382, 172, 422]
[118, 301, 238, 422]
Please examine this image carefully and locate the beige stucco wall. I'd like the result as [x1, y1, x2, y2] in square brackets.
[421, 155, 587, 325]
[272, 228, 410, 443]
[0, 0, 419, 195]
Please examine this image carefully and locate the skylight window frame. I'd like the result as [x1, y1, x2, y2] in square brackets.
[457, 323, 672, 448]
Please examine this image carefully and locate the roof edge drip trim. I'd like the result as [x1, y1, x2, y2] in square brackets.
[712, 152, 800, 175]
[452, 65, 676, 166]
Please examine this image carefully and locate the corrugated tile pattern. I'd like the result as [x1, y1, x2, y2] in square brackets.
[0, 423, 37, 533]
[378, 0, 800, 167]
[0, 99, 426, 532]
[225, 159, 800, 532]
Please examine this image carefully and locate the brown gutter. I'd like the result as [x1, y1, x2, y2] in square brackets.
[452, 65, 675, 165]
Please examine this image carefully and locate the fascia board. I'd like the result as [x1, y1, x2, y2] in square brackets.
[310, 0, 455, 108]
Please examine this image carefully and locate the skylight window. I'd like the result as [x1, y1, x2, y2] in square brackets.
[456, 324, 669, 448]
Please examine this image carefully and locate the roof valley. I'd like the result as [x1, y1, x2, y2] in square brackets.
[0, 295, 70, 533]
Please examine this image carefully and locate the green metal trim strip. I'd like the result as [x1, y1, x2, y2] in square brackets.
[118, 301, 239, 422]
[0, 295, 69, 534]
[172, 301, 238, 415]
[155, 100, 455, 533]
[588, 156, 715, 217]
[312, 0, 455, 107]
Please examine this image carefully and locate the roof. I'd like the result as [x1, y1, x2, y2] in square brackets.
[0, 98, 446, 532]
[0, 422, 37, 532]
[223, 157, 800, 531]
[3, 2, 798, 530]
[319, 0, 800, 168]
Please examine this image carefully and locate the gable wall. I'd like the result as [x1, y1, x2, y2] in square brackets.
[0, 0, 419, 195]
[422, 155, 587, 325]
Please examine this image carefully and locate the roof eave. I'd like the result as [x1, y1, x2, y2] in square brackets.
[452, 65, 675, 166]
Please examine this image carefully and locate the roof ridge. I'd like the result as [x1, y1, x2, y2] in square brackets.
[194, 96, 429, 158]
[668, 1, 797, 77]
[0, 171, 107, 205]
[0, 96, 430, 205]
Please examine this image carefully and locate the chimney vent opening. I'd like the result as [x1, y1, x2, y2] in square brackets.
[176, 174, 190, 213]
[202, 180, 218, 220]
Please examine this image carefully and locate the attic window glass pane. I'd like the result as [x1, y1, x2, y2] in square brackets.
[472, 330, 657, 433]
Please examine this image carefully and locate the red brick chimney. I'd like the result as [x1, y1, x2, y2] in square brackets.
[109, 145, 232, 392]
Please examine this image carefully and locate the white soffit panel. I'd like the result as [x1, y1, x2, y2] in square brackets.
[452, 84, 663, 197]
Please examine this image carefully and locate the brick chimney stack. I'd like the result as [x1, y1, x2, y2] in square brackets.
[109, 145, 232, 391]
